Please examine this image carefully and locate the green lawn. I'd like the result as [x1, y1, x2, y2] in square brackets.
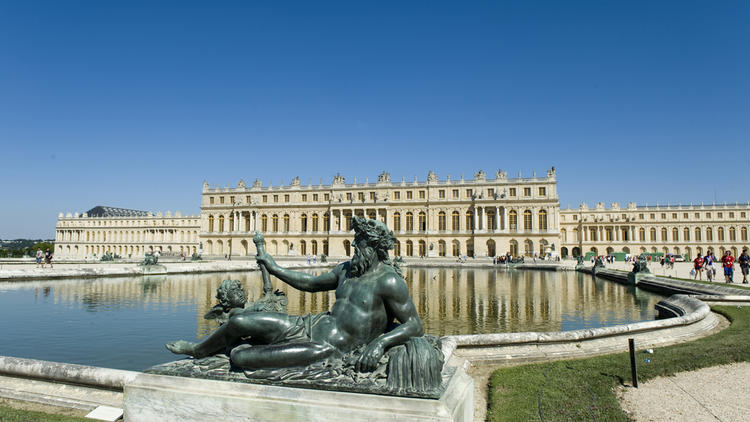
[0, 405, 89, 422]
[488, 305, 750, 421]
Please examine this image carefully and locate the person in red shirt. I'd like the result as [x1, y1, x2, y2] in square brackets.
[722, 250, 735, 283]
[693, 253, 704, 280]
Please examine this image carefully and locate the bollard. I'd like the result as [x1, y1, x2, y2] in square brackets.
[628, 338, 638, 388]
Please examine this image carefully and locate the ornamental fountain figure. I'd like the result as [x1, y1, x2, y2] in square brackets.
[162, 217, 443, 396]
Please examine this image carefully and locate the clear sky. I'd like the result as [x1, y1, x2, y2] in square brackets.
[1, 1, 748, 239]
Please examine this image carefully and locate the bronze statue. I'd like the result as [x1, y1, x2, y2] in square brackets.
[166, 217, 424, 373]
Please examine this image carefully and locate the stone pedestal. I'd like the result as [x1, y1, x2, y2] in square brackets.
[124, 367, 473, 422]
[627, 272, 647, 285]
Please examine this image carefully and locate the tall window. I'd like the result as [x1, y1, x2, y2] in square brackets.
[466, 211, 474, 230]
[418, 240, 426, 257]
[438, 241, 446, 257]
[718, 227, 725, 241]
[272, 215, 279, 232]
[218, 215, 225, 232]
[208, 215, 214, 232]
[283, 214, 290, 232]
[509, 240, 518, 257]
[741, 227, 748, 241]
[300, 240, 306, 255]
[523, 210, 532, 231]
[228, 214, 234, 232]
[394, 241, 400, 256]
[661, 228, 667, 241]
[452, 241, 460, 257]
[301, 214, 308, 232]
[605, 227, 613, 241]
[452, 211, 460, 231]
[312, 214, 319, 232]
[706, 227, 713, 241]
[538, 210, 548, 231]
[695, 227, 701, 241]
[639, 228, 645, 241]
[684, 228, 690, 241]
[393, 212, 401, 231]
[406, 240, 413, 256]
[323, 213, 330, 231]
[261, 215, 268, 232]
[672, 228, 679, 242]
[509, 210, 518, 230]
[418, 212, 426, 232]
[438, 211, 446, 231]
[729, 227, 736, 241]
[406, 212, 414, 231]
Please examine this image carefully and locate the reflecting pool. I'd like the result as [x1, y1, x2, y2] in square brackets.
[0, 268, 663, 371]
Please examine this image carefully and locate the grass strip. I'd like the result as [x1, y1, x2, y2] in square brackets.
[0, 404, 88, 422]
[487, 305, 750, 421]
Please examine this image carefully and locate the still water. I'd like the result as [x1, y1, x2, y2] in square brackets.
[0, 268, 663, 371]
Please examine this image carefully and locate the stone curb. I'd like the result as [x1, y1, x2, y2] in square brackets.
[0, 356, 139, 390]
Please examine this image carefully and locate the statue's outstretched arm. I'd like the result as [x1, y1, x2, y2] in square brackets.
[355, 275, 424, 372]
[256, 251, 341, 292]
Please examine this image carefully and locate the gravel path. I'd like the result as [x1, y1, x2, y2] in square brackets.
[619, 362, 750, 421]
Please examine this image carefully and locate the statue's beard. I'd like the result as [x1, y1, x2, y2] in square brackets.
[350, 245, 378, 277]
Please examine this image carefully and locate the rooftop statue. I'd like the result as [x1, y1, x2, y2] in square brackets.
[161, 217, 443, 397]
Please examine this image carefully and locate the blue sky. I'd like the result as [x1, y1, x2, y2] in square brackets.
[1, 1, 748, 239]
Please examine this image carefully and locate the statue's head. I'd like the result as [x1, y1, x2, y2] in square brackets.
[216, 279, 246, 310]
[350, 217, 396, 276]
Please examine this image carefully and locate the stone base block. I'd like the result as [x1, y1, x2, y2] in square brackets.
[124, 367, 473, 422]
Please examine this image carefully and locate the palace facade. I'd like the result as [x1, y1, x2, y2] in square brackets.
[55, 206, 200, 258]
[558, 202, 750, 260]
[199, 169, 560, 259]
[54, 170, 750, 261]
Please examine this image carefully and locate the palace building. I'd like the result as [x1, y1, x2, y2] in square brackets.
[55, 206, 200, 258]
[54, 169, 750, 261]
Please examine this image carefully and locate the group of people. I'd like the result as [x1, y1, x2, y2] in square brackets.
[34, 248, 53, 268]
[692, 249, 749, 284]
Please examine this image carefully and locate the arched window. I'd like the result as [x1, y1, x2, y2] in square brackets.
[639, 228, 645, 241]
[509, 210, 518, 230]
[661, 228, 668, 241]
[706, 227, 713, 241]
[312, 214, 319, 232]
[438, 240, 446, 257]
[301, 214, 308, 232]
[729, 227, 736, 241]
[323, 213, 330, 231]
[208, 215, 214, 232]
[272, 214, 279, 232]
[684, 228, 690, 241]
[438, 211, 446, 231]
[300, 240, 307, 255]
[418, 240, 426, 257]
[509, 240, 518, 257]
[605, 227, 613, 241]
[283, 214, 290, 232]
[486, 239, 496, 257]
[695, 227, 701, 241]
[466, 210, 474, 230]
[452, 211, 460, 231]
[672, 228, 679, 242]
[523, 210, 532, 231]
[418, 212, 427, 232]
[218, 215, 225, 232]
[406, 240, 414, 256]
[718, 227, 725, 241]
[393, 240, 400, 256]
[650, 228, 656, 241]
[406, 212, 414, 231]
[261, 215, 268, 232]
[323, 240, 329, 255]
[393, 212, 401, 231]
[452, 240, 460, 257]
[343, 240, 351, 256]
[742, 227, 748, 241]
[538, 210, 548, 231]
[524, 239, 533, 256]
[561, 228, 567, 242]
[228, 214, 234, 232]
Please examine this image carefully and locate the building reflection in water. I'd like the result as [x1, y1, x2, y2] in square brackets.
[23, 268, 663, 339]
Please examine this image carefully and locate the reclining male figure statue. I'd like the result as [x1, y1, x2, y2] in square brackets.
[166, 217, 424, 373]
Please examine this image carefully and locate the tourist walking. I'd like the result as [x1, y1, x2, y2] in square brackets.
[739, 249, 750, 284]
[44, 248, 53, 268]
[692, 253, 704, 280]
[35, 249, 43, 268]
[706, 257, 715, 282]
[721, 250, 735, 283]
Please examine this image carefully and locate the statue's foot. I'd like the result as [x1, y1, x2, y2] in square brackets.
[166, 340, 196, 356]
